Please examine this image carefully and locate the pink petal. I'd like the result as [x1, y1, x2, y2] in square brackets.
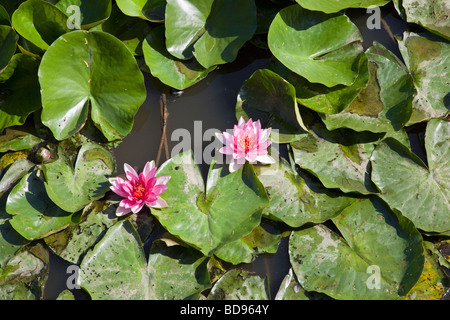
[229, 158, 244, 172]
[256, 154, 276, 164]
[219, 146, 235, 155]
[122, 180, 134, 195]
[237, 117, 246, 127]
[258, 128, 271, 143]
[215, 132, 225, 144]
[110, 184, 129, 198]
[121, 198, 136, 209]
[124, 163, 139, 182]
[155, 175, 171, 186]
[131, 201, 144, 213]
[152, 184, 168, 196]
[141, 167, 157, 185]
[245, 151, 259, 163]
[142, 161, 156, 180]
[254, 119, 262, 131]
[149, 197, 168, 208]
[116, 205, 131, 216]
[222, 131, 235, 146]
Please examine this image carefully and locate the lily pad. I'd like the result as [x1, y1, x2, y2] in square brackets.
[192, 0, 257, 68]
[153, 150, 269, 256]
[164, 0, 213, 60]
[268, 5, 364, 87]
[0, 157, 34, 198]
[78, 219, 213, 300]
[142, 26, 214, 90]
[38, 30, 146, 141]
[44, 201, 118, 265]
[78, 219, 149, 300]
[235, 68, 307, 144]
[289, 197, 424, 299]
[394, 0, 450, 40]
[0, 54, 41, 134]
[51, 0, 112, 29]
[147, 238, 211, 299]
[275, 268, 330, 300]
[41, 142, 116, 213]
[165, 0, 256, 67]
[291, 121, 380, 194]
[0, 127, 42, 153]
[207, 268, 270, 300]
[0, 242, 49, 300]
[0, 159, 34, 267]
[268, 53, 370, 115]
[90, 4, 151, 56]
[321, 42, 415, 132]
[370, 119, 450, 235]
[6, 171, 81, 240]
[11, 0, 70, 50]
[398, 32, 450, 124]
[0, 26, 18, 71]
[254, 151, 355, 227]
[214, 218, 284, 264]
[294, 0, 391, 14]
[0, 5, 10, 26]
[115, 0, 166, 22]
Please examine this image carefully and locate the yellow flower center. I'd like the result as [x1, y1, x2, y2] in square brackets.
[132, 183, 146, 199]
[238, 135, 255, 153]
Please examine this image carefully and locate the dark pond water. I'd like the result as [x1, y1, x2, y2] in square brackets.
[44, 3, 422, 300]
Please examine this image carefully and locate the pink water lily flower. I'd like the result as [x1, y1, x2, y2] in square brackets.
[216, 117, 275, 172]
[109, 161, 170, 216]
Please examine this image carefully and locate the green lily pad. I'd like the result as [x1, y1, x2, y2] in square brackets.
[0, 26, 18, 71]
[41, 142, 116, 213]
[51, 0, 112, 29]
[275, 268, 330, 300]
[0, 242, 49, 300]
[165, 0, 256, 67]
[38, 30, 146, 141]
[6, 171, 81, 240]
[235, 68, 307, 144]
[294, 0, 391, 14]
[164, 0, 213, 60]
[289, 197, 424, 299]
[268, 5, 364, 87]
[321, 42, 415, 132]
[398, 32, 449, 124]
[394, 0, 449, 40]
[0, 157, 34, 198]
[0, 54, 41, 134]
[0, 5, 10, 26]
[78, 219, 213, 300]
[0, 127, 42, 153]
[44, 201, 118, 265]
[11, 0, 70, 50]
[192, 0, 257, 68]
[90, 4, 151, 56]
[0, 159, 33, 267]
[207, 268, 270, 300]
[148, 239, 211, 299]
[214, 218, 283, 264]
[78, 219, 149, 299]
[142, 26, 214, 90]
[254, 152, 355, 227]
[291, 121, 380, 194]
[370, 119, 450, 235]
[115, 0, 166, 22]
[268, 53, 370, 115]
[153, 150, 269, 256]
